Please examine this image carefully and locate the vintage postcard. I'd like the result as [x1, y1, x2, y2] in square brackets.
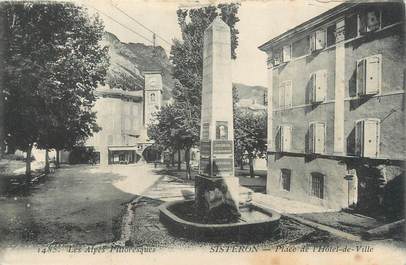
[0, 0, 404, 264]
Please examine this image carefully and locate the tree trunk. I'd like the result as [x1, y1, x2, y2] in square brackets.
[177, 149, 181, 171]
[56, 149, 60, 168]
[248, 156, 254, 178]
[171, 151, 175, 167]
[185, 147, 191, 180]
[240, 157, 244, 170]
[44, 149, 50, 173]
[25, 144, 33, 179]
[0, 4, 7, 159]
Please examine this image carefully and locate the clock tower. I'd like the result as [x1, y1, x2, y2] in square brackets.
[143, 70, 163, 126]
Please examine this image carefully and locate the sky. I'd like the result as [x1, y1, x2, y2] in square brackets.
[81, 0, 340, 87]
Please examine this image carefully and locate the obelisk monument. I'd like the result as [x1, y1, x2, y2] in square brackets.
[195, 16, 240, 223]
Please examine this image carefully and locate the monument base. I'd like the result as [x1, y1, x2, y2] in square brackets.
[195, 175, 240, 224]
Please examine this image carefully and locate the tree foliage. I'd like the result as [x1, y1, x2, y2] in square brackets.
[4, 3, 109, 175]
[234, 110, 267, 178]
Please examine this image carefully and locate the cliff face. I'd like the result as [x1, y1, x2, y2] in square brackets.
[102, 32, 174, 100]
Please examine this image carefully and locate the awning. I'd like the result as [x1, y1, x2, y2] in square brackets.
[108, 146, 138, 151]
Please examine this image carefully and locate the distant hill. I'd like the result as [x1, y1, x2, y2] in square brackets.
[102, 32, 174, 100]
[233, 83, 267, 105]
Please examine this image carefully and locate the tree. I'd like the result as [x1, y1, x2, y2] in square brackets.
[147, 104, 182, 168]
[234, 111, 267, 178]
[167, 4, 240, 179]
[232, 86, 244, 170]
[0, 4, 7, 159]
[4, 3, 108, 176]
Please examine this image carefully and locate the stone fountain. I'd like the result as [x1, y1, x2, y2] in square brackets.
[159, 17, 280, 242]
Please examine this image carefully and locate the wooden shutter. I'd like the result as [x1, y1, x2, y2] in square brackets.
[355, 120, 364, 156]
[365, 56, 381, 95]
[283, 45, 291, 62]
[276, 126, 282, 152]
[363, 119, 380, 157]
[309, 33, 316, 53]
[273, 49, 281, 66]
[314, 122, 325, 154]
[309, 123, 315, 153]
[357, 59, 366, 95]
[313, 70, 327, 102]
[309, 73, 315, 103]
[315, 29, 326, 50]
[279, 84, 285, 108]
[284, 81, 292, 108]
[282, 126, 292, 152]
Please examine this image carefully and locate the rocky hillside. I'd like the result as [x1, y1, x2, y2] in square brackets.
[102, 32, 266, 104]
[102, 32, 174, 100]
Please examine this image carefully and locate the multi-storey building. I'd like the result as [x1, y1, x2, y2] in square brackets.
[85, 71, 163, 165]
[259, 2, 404, 218]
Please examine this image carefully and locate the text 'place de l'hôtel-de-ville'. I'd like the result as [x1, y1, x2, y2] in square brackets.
[258, 2, 404, 217]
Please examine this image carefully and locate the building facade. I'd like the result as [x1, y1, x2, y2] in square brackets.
[86, 71, 163, 165]
[259, 2, 404, 217]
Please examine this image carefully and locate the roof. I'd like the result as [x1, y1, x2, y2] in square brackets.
[142, 70, 162, 75]
[95, 86, 143, 100]
[258, 2, 359, 51]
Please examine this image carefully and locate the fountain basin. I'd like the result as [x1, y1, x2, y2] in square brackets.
[159, 200, 281, 242]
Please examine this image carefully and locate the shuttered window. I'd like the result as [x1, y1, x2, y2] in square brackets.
[277, 125, 292, 152]
[310, 70, 327, 103]
[357, 55, 381, 96]
[282, 44, 292, 62]
[309, 122, 325, 154]
[279, 81, 293, 109]
[355, 119, 380, 158]
[310, 29, 326, 52]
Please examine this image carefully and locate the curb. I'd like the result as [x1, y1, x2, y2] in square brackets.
[255, 202, 362, 242]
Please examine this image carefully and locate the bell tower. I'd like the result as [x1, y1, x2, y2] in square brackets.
[143, 70, 162, 126]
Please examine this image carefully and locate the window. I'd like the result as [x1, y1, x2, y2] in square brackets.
[276, 125, 292, 152]
[273, 48, 282, 66]
[280, 169, 291, 191]
[381, 3, 404, 28]
[355, 119, 380, 158]
[326, 24, 336, 46]
[309, 122, 325, 154]
[309, 29, 326, 52]
[282, 44, 292, 62]
[292, 36, 310, 58]
[310, 70, 327, 103]
[357, 55, 382, 96]
[335, 19, 345, 43]
[359, 8, 381, 35]
[150, 93, 156, 102]
[345, 14, 358, 40]
[278, 80, 292, 108]
[311, 173, 324, 199]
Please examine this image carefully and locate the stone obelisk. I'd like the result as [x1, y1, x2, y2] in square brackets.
[195, 17, 240, 223]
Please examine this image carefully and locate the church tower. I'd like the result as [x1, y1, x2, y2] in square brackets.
[143, 70, 162, 126]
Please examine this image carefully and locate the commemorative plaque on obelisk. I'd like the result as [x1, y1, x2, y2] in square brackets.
[195, 17, 240, 223]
